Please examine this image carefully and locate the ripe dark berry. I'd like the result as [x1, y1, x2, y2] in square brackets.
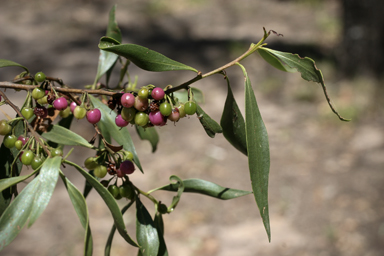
[73, 106, 87, 119]
[149, 110, 166, 126]
[53, 97, 68, 111]
[115, 114, 129, 127]
[184, 101, 197, 115]
[21, 107, 34, 119]
[151, 87, 165, 101]
[134, 112, 149, 127]
[21, 150, 34, 165]
[32, 87, 46, 100]
[34, 105, 48, 118]
[94, 165, 107, 178]
[159, 102, 172, 116]
[34, 72, 46, 83]
[121, 93, 135, 108]
[86, 109, 101, 124]
[17, 136, 28, 145]
[120, 160, 135, 175]
[121, 107, 136, 122]
[0, 120, 12, 136]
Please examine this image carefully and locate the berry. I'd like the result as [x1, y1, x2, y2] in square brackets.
[3, 134, 17, 148]
[86, 109, 101, 124]
[21, 150, 34, 165]
[51, 148, 63, 157]
[177, 104, 186, 118]
[94, 165, 107, 178]
[15, 140, 23, 150]
[70, 101, 77, 113]
[37, 96, 48, 105]
[120, 93, 135, 108]
[34, 105, 48, 118]
[134, 96, 149, 112]
[134, 112, 149, 127]
[151, 87, 165, 101]
[84, 156, 99, 170]
[31, 156, 44, 170]
[121, 107, 136, 122]
[168, 108, 180, 122]
[120, 160, 135, 175]
[34, 72, 46, 83]
[138, 88, 149, 99]
[17, 136, 28, 145]
[108, 185, 121, 199]
[123, 151, 134, 161]
[53, 97, 68, 111]
[32, 87, 46, 100]
[73, 106, 87, 119]
[149, 110, 166, 126]
[119, 184, 134, 199]
[0, 120, 12, 135]
[159, 102, 172, 116]
[59, 107, 72, 118]
[184, 101, 197, 115]
[115, 114, 129, 127]
[158, 203, 168, 214]
[21, 107, 34, 120]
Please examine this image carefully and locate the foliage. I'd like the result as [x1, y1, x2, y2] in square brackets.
[0, 5, 347, 255]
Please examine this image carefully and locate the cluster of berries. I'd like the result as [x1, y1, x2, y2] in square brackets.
[111, 85, 198, 128]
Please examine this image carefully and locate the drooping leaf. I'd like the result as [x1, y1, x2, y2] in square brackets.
[257, 48, 296, 73]
[42, 125, 95, 149]
[196, 104, 222, 138]
[258, 47, 349, 121]
[220, 77, 247, 156]
[135, 126, 159, 153]
[167, 175, 184, 211]
[90, 95, 143, 172]
[153, 178, 251, 200]
[0, 169, 38, 193]
[238, 63, 271, 241]
[0, 157, 61, 250]
[172, 87, 204, 104]
[154, 213, 168, 256]
[105, 201, 134, 256]
[61, 173, 93, 256]
[0, 59, 29, 73]
[136, 198, 160, 256]
[65, 160, 138, 247]
[106, 5, 122, 43]
[98, 36, 198, 73]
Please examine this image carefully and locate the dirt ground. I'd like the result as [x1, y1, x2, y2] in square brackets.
[1, 0, 383, 255]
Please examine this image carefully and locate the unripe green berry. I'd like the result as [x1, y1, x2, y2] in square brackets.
[84, 157, 99, 170]
[3, 134, 17, 148]
[184, 101, 197, 115]
[138, 88, 149, 99]
[21, 150, 35, 165]
[35, 72, 46, 83]
[134, 112, 149, 127]
[0, 120, 12, 136]
[32, 87, 46, 100]
[73, 106, 87, 119]
[94, 165, 107, 178]
[159, 102, 172, 116]
[51, 148, 63, 157]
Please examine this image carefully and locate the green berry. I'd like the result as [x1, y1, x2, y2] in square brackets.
[119, 184, 134, 199]
[159, 102, 172, 116]
[51, 148, 63, 157]
[21, 107, 34, 120]
[21, 150, 35, 165]
[134, 112, 149, 127]
[0, 120, 12, 135]
[73, 106, 87, 119]
[3, 134, 17, 148]
[184, 101, 197, 115]
[37, 96, 48, 105]
[121, 107, 136, 122]
[138, 88, 149, 99]
[59, 107, 72, 118]
[84, 157, 99, 170]
[94, 165, 107, 178]
[123, 151, 134, 161]
[15, 140, 23, 150]
[31, 156, 44, 170]
[108, 185, 121, 199]
[35, 72, 46, 83]
[32, 87, 46, 100]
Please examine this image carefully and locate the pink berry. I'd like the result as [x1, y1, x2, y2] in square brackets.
[17, 136, 28, 145]
[86, 109, 101, 124]
[120, 160, 135, 175]
[115, 114, 129, 127]
[149, 110, 166, 126]
[151, 87, 165, 101]
[53, 97, 68, 110]
[70, 102, 77, 113]
[120, 93, 135, 108]
[168, 108, 180, 122]
[134, 96, 149, 111]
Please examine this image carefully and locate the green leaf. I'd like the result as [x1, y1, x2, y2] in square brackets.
[105, 201, 134, 256]
[83, 170, 95, 199]
[195, 104, 223, 138]
[135, 126, 159, 153]
[42, 125, 95, 149]
[259, 47, 349, 121]
[238, 63, 271, 241]
[0, 169, 38, 193]
[0, 157, 61, 250]
[257, 48, 296, 73]
[65, 160, 139, 247]
[61, 173, 93, 256]
[98, 36, 198, 73]
[220, 77, 247, 156]
[154, 213, 168, 256]
[106, 5, 122, 43]
[167, 175, 184, 211]
[0, 59, 29, 73]
[172, 87, 204, 104]
[136, 198, 159, 256]
[90, 95, 143, 172]
[153, 178, 251, 200]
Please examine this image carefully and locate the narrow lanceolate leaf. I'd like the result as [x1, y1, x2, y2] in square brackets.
[0, 157, 61, 250]
[257, 48, 296, 73]
[66, 160, 139, 248]
[106, 5, 122, 43]
[136, 199, 160, 256]
[196, 104, 223, 138]
[167, 175, 184, 211]
[90, 95, 143, 172]
[98, 36, 198, 73]
[154, 213, 168, 256]
[220, 77, 247, 156]
[135, 126, 159, 153]
[154, 178, 251, 200]
[0, 59, 29, 73]
[42, 125, 95, 149]
[0, 169, 38, 193]
[238, 63, 271, 242]
[259, 47, 349, 121]
[61, 173, 93, 256]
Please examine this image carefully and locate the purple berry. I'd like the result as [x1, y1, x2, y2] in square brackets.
[151, 87, 165, 101]
[120, 93, 135, 108]
[149, 110, 166, 126]
[120, 160, 135, 175]
[17, 136, 28, 145]
[115, 114, 129, 127]
[86, 109, 101, 124]
[70, 101, 77, 113]
[53, 97, 68, 111]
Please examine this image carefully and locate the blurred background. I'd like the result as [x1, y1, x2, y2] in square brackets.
[0, 0, 383, 255]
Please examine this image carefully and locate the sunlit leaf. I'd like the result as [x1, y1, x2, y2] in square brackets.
[257, 48, 296, 73]
[220, 77, 247, 155]
[42, 125, 95, 149]
[196, 104, 222, 138]
[0, 59, 29, 73]
[238, 63, 271, 241]
[135, 126, 159, 153]
[0, 169, 38, 193]
[99, 36, 198, 73]
[136, 198, 159, 256]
